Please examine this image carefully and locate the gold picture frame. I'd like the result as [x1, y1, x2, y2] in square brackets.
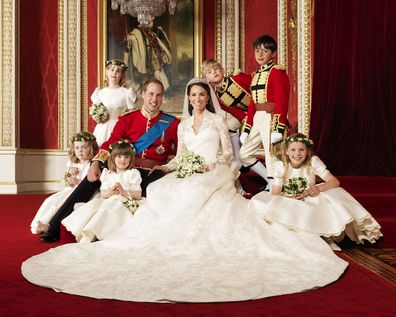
[97, 0, 203, 115]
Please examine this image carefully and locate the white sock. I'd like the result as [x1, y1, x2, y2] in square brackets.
[250, 161, 268, 182]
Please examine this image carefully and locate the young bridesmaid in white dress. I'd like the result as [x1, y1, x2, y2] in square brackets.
[249, 133, 383, 248]
[22, 79, 348, 303]
[90, 59, 137, 146]
[62, 140, 142, 242]
[30, 132, 98, 234]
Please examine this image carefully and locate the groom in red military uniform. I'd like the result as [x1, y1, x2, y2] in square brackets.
[40, 79, 179, 242]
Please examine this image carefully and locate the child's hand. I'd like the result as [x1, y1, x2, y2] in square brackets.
[304, 185, 320, 197]
[68, 167, 79, 176]
[68, 176, 80, 186]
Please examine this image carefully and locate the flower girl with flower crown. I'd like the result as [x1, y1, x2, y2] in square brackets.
[62, 140, 142, 242]
[249, 133, 383, 248]
[90, 59, 137, 146]
[30, 132, 98, 234]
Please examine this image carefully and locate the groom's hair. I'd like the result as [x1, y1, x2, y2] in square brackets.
[142, 79, 164, 93]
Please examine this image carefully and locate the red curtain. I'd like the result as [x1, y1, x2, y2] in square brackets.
[310, 0, 396, 176]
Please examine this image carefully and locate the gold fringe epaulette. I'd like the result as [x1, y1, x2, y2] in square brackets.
[274, 64, 286, 71]
[92, 149, 110, 163]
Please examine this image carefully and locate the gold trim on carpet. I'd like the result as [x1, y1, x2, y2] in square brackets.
[342, 248, 396, 285]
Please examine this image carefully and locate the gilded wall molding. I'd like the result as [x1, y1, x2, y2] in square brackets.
[59, 0, 83, 150]
[58, 0, 65, 149]
[66, 0, 80, 146]
[215, 0, 242, 73]
[81, 1, 88, 132]
[238, 0, 245, 70]
[297, 0, 311, 135]
[277, 0, 287, 66]
[1, 0, 17, 148]
[215, 0, 223, 65]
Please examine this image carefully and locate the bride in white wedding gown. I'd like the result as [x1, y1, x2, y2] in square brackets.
[22, 78, 348, 303]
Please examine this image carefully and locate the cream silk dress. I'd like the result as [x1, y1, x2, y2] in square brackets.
[22, 111, 348, 303]
[91, 87, 136, 146]
[249, 156, 383, 244]
[61, 168, 142, 242]
[30, 161, 90, 234]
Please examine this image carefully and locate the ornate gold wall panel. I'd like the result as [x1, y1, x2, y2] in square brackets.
[215, 0, 244, 73]
[297, 0, 311, 135]
[1, 0, 17, 148]
[58, 0, 64, 149]
[278, 0, 288, 66]
[81, 1, 88, 132]
[58, 0, 88, 149]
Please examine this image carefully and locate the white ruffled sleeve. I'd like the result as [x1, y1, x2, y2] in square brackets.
[311, 156, 330, 179]
[124, 169, 142, 191]
[90, 87, 100, 104]
[273, 160, 286, 188]
[126, 88, 137, 110]
[99, 168, 111, 190]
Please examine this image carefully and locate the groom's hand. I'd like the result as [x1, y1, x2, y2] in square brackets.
[87, 161, 101, 182]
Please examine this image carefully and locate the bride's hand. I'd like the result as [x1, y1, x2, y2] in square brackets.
[149, 165, 168, 174]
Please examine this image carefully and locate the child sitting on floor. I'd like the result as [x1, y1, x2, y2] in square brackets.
[249, 133, 383, 249]
[62, 139, 142, 242]
[30, 132, 98, 234]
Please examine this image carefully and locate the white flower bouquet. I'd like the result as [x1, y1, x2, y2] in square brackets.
[89, 102, 109, 122]
[60, 171, 72, 186]
[175, 151, 206, 178]
[282, 177, 308, 196]
[122, 197, 140, 215]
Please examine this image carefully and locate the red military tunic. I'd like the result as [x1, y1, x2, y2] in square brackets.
[94, 109, 179, 164]
[243, 62, 290, 134]
[212, 72, 252, 123]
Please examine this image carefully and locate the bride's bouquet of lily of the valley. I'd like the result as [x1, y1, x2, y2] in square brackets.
[122, 197, 140, 215]
[176, 151, 206, 178]
[282, 177, 308, 197]
[89, 102, 109, 122]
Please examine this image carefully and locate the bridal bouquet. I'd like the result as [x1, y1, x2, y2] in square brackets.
[122, 197, 140, 215]
[282, 177, 308, 196]
[175, 151, 206, 178]
[89, 102, 109, 122]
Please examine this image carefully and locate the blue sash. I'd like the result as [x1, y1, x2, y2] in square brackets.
[133, 113, 175, 155]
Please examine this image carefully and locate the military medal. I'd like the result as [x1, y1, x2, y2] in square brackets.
[156, 144, 165, 154]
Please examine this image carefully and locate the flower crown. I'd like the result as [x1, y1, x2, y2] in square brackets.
[284, 135, 314, 147]
[109, 139, 135, 152]
[70, 132, 96, 143]
[105, 59, 128, 71]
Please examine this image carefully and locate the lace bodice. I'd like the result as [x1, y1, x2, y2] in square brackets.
[167, 110, 233, 169]
[273, 156, 330, 188]
[91, 87, 136, 120]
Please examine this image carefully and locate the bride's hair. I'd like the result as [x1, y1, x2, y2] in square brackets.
[186, 81, 216, 116]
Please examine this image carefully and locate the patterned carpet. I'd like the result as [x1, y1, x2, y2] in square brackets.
[342, 247, 396, 284]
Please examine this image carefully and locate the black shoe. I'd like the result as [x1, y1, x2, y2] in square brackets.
[40, 232, 59, 242]
[239, 166, 250, 174]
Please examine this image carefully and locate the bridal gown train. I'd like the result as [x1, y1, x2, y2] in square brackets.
[22, 111, 348, 302]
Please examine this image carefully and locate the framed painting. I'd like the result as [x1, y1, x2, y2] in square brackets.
[98, 0, 203, 116]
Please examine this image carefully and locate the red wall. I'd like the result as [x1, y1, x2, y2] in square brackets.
[244, 0, 277, 73]
[20, 0, 58, 149]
